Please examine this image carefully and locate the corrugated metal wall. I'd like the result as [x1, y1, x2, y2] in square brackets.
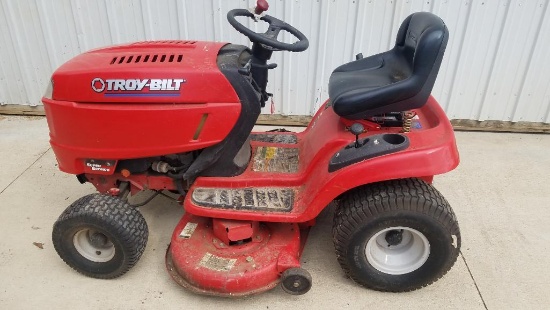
[0, 0, 549, 123]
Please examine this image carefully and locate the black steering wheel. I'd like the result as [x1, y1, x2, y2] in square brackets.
[227, 9, 309, 52]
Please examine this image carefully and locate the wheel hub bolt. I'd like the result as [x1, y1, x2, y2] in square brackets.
[385, 230, 403, 246]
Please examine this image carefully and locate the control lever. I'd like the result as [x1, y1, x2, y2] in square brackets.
[238, 61, 278, 75]
[255, 0, 269, 14]
[251, 63, 277, 69]
[349, 123, 365, 148]
[238, 61, 252, 75]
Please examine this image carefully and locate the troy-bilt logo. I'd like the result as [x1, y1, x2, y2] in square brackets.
[91, 78, 185, 97]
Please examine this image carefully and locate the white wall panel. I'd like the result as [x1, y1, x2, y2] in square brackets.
[0, 0, 549, 122]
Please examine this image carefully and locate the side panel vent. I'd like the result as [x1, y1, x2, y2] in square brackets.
[110, 54, 183, 65]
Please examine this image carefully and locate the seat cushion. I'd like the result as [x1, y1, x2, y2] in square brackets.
[329, 51, 419, 118]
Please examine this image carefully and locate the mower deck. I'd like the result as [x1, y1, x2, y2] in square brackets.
[167, 213, 307, 297]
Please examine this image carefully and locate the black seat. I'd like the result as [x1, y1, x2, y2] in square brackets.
[329, 12, 449, 120]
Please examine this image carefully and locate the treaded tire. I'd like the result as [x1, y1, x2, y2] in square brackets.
[332, 178, 460, 292]
[52, 194, 148, 279]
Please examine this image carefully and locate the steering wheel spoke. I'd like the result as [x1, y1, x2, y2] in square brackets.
[264, 24, 282, 40]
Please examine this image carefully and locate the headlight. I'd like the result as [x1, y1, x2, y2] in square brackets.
[43, 79, 53, 99]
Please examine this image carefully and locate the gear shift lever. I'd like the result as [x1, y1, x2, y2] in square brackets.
[349, 123, 365, 148]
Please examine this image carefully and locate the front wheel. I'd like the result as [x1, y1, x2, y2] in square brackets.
[52, 194, 148, 279]
[332, 178, 460, 292]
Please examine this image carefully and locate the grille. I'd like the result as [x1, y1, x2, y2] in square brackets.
[131, 40, 197, 45]
[110, 54, 183, 65]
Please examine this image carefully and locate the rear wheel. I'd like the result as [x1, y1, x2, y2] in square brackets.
[332, 178, 460, 292]
[52, 194, 148, 279]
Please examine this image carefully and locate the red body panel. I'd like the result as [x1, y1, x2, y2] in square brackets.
[43, 41, 242, 174]
[183, 96, 459, 222]
[51, 41, 237, 104]
[44, 99, 240, 173]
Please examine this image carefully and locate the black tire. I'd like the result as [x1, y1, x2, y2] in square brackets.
[52, 194, 148, 279]
[281, 268, 312, 295]
[332, 178, 460, 292]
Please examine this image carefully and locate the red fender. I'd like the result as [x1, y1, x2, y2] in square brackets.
[184, 96, 459, 222]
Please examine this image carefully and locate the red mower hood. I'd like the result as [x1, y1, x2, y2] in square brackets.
[50, 40, 239, 104]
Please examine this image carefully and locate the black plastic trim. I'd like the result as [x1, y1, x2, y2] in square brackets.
[182, 44, 261, 180]
[76, 174, 88, 184]
[328, 134, 410, 172]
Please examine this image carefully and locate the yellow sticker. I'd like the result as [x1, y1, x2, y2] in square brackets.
[264, 146, 277, 160]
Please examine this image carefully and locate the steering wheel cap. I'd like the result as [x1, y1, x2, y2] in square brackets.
[227, 9, 309, 52]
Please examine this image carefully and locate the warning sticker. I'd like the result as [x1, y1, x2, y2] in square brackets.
[179, 222, 198, 239]
[252, 147, 299, 173]
[192, 187, 294, 211]
[250, 133, 298, 144]
[198, 253, 237, 272]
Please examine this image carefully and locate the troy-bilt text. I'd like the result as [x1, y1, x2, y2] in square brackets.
[91, 78, 185, 93]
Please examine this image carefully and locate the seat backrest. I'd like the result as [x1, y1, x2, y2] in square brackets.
[395, 11, 448, 94]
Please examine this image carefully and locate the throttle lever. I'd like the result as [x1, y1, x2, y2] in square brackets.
[251, 63, 277, 69]
[238, 61, 277, 75]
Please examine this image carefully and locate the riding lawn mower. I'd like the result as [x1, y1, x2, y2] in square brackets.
[43, 0, 461, 296]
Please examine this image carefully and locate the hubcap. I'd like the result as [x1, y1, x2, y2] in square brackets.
[385, 229, 404, 246]
[73, 229, 115, 263]
[365, 226, 430, 275]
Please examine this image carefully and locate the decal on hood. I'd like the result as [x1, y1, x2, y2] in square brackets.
[91, 78, 186, 97]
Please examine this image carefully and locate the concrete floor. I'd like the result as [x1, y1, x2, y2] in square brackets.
[0, 115, 548, 309]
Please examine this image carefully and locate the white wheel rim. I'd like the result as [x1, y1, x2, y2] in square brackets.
[365, 226, 430, 275]
[73, 229, 115, 263]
